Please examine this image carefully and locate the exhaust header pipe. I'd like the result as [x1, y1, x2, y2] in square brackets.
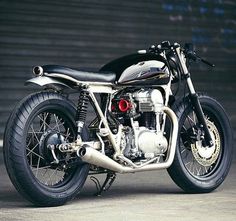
[77, 106, 178, 174]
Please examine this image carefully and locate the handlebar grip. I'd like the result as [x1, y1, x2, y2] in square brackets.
[200, 58, 215, 67]
[186, 51, 215, 67]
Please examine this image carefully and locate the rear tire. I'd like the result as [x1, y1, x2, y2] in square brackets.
[167, 94, 233, 193]
[3, 91, 89, 206]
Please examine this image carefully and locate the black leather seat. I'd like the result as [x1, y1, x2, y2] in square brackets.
[42, 65, 116, 83]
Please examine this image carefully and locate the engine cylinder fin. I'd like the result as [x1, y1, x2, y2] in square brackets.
[139, 102, 154, 112]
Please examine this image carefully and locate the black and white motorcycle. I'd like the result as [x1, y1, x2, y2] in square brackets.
[3, 41, 233, 206]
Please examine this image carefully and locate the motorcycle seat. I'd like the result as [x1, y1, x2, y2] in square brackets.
[40, 65, 116, 83]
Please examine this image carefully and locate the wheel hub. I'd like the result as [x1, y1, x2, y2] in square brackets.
[191, 119, 221, 167]
[39, 130, 65, 163]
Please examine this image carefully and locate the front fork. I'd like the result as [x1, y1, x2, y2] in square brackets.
[175, 46, 213, 147]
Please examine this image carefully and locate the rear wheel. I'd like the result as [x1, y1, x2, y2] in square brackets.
[167, 94, 233, 193]
[3, 91, 89, 206]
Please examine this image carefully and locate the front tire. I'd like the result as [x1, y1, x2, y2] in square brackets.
[3, 91, 89, 206]
[167, 94, 233, 193]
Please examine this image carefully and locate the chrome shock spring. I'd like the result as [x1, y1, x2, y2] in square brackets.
[76, 88, 89, 136]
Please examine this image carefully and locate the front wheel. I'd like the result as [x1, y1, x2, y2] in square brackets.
[3, 91, 89, 206]
[167, 94, 233, 193]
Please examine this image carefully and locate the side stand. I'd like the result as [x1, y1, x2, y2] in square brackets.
[90, 172, 116, 196]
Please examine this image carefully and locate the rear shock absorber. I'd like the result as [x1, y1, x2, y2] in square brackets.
[76, 87, 89, 139]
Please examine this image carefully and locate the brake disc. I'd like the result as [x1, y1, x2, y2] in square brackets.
[191, 119, 221, 167]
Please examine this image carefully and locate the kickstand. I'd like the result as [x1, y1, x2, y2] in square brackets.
[90, 172, 116, 196]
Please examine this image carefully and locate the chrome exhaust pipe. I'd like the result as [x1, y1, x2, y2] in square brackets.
[78, 146, 124, 173]
[77, 106, 178, 174]
[33, 66, 44, 76]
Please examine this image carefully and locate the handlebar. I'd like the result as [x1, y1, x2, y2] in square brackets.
[149, 41, 215, 67]
[184, 43, 215, 67]
[199, 58, 215, 67]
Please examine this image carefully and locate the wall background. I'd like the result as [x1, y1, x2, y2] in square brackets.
[0, 0, 235, 138]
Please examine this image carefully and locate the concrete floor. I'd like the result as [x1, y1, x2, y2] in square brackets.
[0, 146, 236, 221]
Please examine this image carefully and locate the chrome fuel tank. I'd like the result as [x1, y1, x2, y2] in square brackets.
[118, 60, 170, 85]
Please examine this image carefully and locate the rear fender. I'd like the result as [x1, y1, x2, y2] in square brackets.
[25, 76, 72, 90]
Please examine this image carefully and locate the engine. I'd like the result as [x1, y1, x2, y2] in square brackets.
[111, 89, 168, 160]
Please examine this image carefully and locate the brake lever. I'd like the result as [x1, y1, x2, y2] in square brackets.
[200, 58, 215, 67]
[187, 51, 215, 67]
[182, 42, 215, 68]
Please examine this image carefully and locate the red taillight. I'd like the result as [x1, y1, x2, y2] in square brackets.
[118, 99, 131, 112]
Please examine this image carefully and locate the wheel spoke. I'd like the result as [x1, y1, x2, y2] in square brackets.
[43, 112, 50, 132]
[26, 110, 76, 187]
[194, 165, 200, 176]
[180, 109, 221, 178]
[193, 112, 197, 124]
[26, 125, 46, 160]
[35, 156, 41, 178]
[187, 115, 196, 125]
[31, 165, 51, 171]
[30, 125, 41, 144]
[47, 168, 57, 185]
[64, 128, 71, 141]
[37, 115, 54, 131]
[54, 114, 61, 132]
[181, 148, 186, 154]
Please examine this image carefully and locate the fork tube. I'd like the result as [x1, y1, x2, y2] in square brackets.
[175, 47, 213, 147]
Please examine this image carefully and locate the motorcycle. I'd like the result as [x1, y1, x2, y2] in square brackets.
[3, 41, 233, 206]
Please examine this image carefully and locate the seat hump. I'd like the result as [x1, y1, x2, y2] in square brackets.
[41, 65, 116, 83]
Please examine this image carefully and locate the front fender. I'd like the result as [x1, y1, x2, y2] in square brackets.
[25, 76, 71, 89]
